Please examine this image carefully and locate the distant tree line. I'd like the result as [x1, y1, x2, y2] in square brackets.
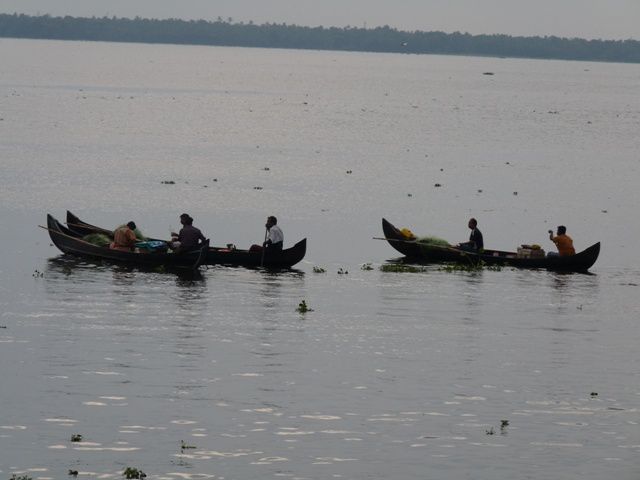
[1, 13, 639, 63]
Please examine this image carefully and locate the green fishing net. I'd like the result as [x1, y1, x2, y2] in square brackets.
[416, 236, 451, 247]
[82, 233, 111, 247]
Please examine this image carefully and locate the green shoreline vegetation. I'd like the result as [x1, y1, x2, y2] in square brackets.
[0, 13, 639, 63]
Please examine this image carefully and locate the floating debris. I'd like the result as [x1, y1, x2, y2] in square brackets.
[477, 189, 483, 193]
[70, 434, 83, 442]
[68, 470, 79, 477]
[32, 269, 44, 278]
[297, 300, 313, 313]
[500, 420, 509, 433]
[337, 268, 348, 275]
[312, 266, 326, 273]
[10, 475, 33, 480]
[601, 210, 607, 213]
[590, 392, 598, 397]
[161, 180, 175, 185]
[513, 191, 518, 195]
[181, 440, 196, 450]
[253, 186, 263, 190]
[263, 167, 270, 171]
[361, 263, 374, 271]
[346, 170, 353, 174]
[434, 183, 442, 187]
[123, 467, 146, 479]
[213, 178, 218, 182]
[483, 72, 495, 75]
[407, 193, 412, 197]
[485, 427, 495, 435]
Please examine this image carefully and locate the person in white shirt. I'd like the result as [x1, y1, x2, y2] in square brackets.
[264, 216, 284, 252]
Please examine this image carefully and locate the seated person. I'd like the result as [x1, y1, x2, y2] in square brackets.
[264, 216, 284, 252]
[110, 221, 138, 251]
[249, 216, 284, 252]
[170, 213, 206, 252]
[548, 226, 575, 256]
[458, 218, 483, 251]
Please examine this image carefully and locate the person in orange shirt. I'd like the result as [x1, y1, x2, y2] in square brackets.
[110, 221, 138, 251]
[548, 225, 576, 256]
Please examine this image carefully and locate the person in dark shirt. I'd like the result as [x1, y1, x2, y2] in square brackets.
[458, 217, 484, 251]
[170, 213, 206, 252]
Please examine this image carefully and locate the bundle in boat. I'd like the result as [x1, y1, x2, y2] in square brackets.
[82, 233, 111, 247]
[417, 236, 451, 247]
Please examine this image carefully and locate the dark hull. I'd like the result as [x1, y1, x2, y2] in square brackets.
[382, 218, 600, 272]
[47, 214, 208, 269]
[66, 211, 306, 269]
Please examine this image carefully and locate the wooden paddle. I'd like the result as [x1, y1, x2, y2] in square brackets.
[260, 227, 268, 267]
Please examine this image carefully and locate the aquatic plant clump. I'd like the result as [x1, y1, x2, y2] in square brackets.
[438, 261, 503, 272]
[297, 300, 313, 313]
[380, 264, 429, 273]
[123, 467, 146, 479]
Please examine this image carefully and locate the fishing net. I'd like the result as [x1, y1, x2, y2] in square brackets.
[416, 236, 451, 247]
[83, 233, 111, 247]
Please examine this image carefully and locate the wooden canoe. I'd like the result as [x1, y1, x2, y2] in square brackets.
[66, 211, 306, 269]
[46, 214, 208, 270]
[381, 218, 600, 272]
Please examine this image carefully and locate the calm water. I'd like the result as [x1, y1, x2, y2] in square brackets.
[1, 38, 640, 480]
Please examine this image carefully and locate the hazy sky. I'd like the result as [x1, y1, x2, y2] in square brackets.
[0, 0, 638, 40]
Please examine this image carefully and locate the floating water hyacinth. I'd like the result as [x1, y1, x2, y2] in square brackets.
[360, 263, 373, 270]
[312, 266, 326, 273]
[70, 434, 83, 442]
[297, 300, 313, 313]
[438, 262, 502, 272]
[380, 264, 428, 273]
[123, 467, 146, 479]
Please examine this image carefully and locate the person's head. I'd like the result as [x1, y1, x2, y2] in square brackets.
[266, 216, 277, 228]
[180, 213, 193, 226]
[557, 225, 567, 235]
[127, 221, 137, 230]
[468, 218, 477, 229]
